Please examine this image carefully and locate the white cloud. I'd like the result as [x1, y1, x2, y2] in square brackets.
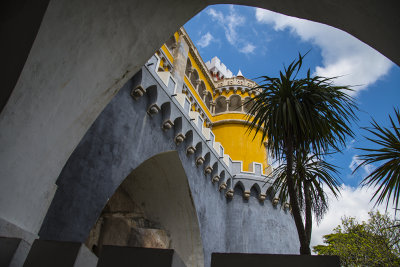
[197, 32, 213, 48]
[255, 8, 393, 95]
[239, 43, 256, 54]
[311, 185, 396, 250]
[349, 155, 374, 176]
[346, 139, 356, 151]
[207, 6, 255, 53]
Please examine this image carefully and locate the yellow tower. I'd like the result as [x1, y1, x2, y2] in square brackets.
[211, 72, 268, 172]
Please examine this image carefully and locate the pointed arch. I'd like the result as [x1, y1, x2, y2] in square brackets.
[215, 96, 227, 114]
[243, 96, 254, 113]
[165, 34, 177, 54]
[198, 81, 206, 99]
[205, 91, 213, 110]
[185, 58, 192, 78]
[229, 94, 242, 112]
[190, 69, 199, 88]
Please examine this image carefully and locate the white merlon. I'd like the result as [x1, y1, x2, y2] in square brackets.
[236, 70, 243, 77]
[205, 56, 233, 79]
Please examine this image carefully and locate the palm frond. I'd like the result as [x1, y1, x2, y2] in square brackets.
[356, 108, 400, 210]
[246, 53, 357, 158]
[269, 152, 342, 222]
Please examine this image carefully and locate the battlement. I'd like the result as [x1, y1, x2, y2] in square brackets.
[137, 53, 290, 206]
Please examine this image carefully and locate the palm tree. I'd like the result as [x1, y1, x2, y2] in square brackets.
[355, 108, 400, 210]
[247, 53, 357, 254]
[270, 152, 341, 249]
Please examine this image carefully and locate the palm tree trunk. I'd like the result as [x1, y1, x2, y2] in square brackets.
[285, 141, 310, 254]
[304, 180, 312, 248]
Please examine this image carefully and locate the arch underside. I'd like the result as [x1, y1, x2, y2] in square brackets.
[83, 151, 205, 267]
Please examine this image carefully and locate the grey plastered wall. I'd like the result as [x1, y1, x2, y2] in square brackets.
[39, 64, 299, 266]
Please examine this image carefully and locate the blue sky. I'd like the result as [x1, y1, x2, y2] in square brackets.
[184, 4, 400, 247]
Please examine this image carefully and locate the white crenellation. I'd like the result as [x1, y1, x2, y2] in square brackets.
[205, 56, 233, 80]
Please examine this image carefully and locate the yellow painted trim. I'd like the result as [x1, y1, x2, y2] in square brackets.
[174, 31, 180, 41]
[161, 45, 174, 64]
[213, 113, 247, 121]
[214, 90, 254, 98]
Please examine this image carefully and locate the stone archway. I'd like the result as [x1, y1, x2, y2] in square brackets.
[86, 151, 204, 267]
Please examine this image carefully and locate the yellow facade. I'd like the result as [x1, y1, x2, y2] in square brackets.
[212, 122, 267, 171]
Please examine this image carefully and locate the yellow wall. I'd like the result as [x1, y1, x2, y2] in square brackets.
[161, 45, 174, 64]
[212, 122, 268, 172]
[213, 113, 247, 121]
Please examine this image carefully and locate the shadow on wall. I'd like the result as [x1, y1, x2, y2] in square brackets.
[85, 151, 204, 267]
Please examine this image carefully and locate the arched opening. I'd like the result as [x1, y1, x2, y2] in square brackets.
[190, 69, 199, 88]
[250, 184, 261, 198]
[85, 151, 204, 267]
[165, 34, 177, 54]
[185, 58, 192, 78]
[205, 91, 213, 110]
[215, 96, 227, 114]
[233, 181, 245, 196]
[198, 81, 206, 99]
[243, 97, 255, 113]
[228, 94, 242, 112]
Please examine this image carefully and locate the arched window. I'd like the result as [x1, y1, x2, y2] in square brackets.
[198, 81, 206, 99]
[165, 35, 177, 53]
[233, 181, 245, 196]
[243, 97, 255, 113]
[185, 58, 192, 78]
[229, 94, 242, 112]
[215, 96, 227, 114]
[190, 69, 199, 88]
[205, 92, 213, 110]
[250, 184, 261, 198]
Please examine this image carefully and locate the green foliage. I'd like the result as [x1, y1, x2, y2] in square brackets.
[355, 108, 400, 210]
[247, 52, 357, 160]
[270, 152, 341, 223]
[246, 52, 357, 254]
[313, 211, 400, 266]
